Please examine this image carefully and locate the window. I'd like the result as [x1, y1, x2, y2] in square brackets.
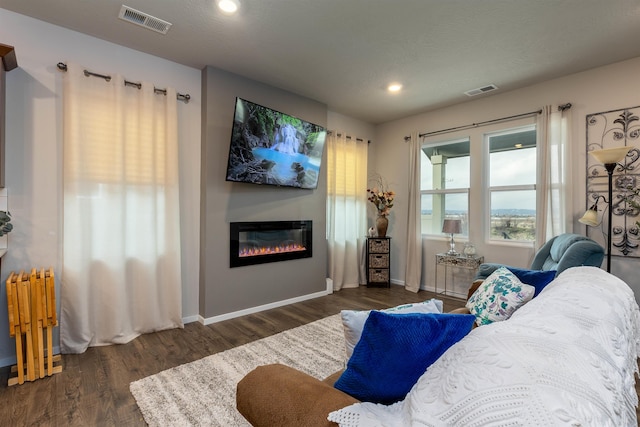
[420, 138, 470, 235]
[486, 125, 537, 241]
[419, 122, 538, 244]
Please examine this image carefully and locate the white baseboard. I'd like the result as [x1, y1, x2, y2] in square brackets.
[390, 279, 437, 293]
[390, 279, 404, 287]
[0, 345, 61, 368]
[326, 277, 333, 294]
[182, 315, 200, 324]
[197, 290, 331, 326]
[0, 293, 332, 367]
[0, 355, 16, 368]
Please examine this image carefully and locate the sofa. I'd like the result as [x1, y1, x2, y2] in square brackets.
[237, 267, 640, 426]
[475, 233, 605, 281]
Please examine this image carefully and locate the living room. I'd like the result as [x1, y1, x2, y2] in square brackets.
[2, 0, 640, 379]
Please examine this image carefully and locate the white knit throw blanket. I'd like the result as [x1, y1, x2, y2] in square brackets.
[329, 266, 640, 427]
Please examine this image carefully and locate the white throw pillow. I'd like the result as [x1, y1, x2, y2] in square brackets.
[465, 266, 535, 326]
[340, 299, 443, 359]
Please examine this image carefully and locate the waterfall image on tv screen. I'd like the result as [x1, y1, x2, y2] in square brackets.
[225, 98, 327, 189]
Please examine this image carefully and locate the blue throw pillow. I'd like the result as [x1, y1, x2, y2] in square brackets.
[340, 298, 444, 359]
[334, 311, 476, 404]
[506, 267, 556, 297]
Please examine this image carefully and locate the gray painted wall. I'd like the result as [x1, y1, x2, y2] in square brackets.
[200, 66, 328, 319]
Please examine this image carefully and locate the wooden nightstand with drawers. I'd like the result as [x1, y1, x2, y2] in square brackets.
[366, 237, 390, 287]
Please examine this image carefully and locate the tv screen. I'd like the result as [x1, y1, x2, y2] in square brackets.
[225, 98, 327, 189]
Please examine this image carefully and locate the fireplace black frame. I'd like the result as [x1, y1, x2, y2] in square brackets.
[230, 220, 313, 268]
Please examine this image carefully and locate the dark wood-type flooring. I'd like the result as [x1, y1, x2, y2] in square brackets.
[1, 285, 638, 426]
[0, 286, 463, 426]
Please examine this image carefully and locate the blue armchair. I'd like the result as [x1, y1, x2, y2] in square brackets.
[474, 233, 605, 281]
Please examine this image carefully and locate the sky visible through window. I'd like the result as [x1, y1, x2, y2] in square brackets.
[490, 146, 536, 212]
[421, 148, 536, 212]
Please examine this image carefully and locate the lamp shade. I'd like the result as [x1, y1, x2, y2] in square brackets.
[442, 219, 462, 234]
[588, 146, 631, 164]
[578, 207, 599, 227]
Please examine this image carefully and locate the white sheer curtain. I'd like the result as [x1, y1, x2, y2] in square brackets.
[60, 63, 183, 353]
[536, 105, 572, 249]
[326, 132, 368, 290]
[405, 131, 422, 292]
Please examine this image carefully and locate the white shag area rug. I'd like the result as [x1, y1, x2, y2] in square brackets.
[130, 314, 345, 426]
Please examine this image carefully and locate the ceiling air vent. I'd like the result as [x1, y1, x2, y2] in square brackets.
[464, 84, 498, 97]
[118, 5, 172, 34]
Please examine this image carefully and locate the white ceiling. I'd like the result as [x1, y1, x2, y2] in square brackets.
[2, 0, 640, 124]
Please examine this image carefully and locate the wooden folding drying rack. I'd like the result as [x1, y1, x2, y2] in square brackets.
[5, 267, 62, 386]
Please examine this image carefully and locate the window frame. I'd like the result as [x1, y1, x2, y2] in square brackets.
[419, 137, 471, 237]
[483, 124, 537, 243]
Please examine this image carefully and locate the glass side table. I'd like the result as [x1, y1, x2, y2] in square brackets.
[435, 253, 484, 299]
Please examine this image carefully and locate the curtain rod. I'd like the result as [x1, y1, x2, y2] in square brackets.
[403, 103, 572, 141]
[56, 62, 191, 103]
[328, 130, 371, 144]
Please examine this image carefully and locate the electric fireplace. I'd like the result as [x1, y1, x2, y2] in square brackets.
[230, 220, 312, 267]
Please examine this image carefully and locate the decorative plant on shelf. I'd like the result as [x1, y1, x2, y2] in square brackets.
[0, 210, 13, 236]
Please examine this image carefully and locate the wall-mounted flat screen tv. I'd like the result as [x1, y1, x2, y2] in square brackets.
[225, 97, 327, 189]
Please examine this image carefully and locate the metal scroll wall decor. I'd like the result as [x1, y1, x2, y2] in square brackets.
[586, 106, 640, 258]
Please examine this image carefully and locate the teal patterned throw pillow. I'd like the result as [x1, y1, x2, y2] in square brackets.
[466, 266, 535, 326]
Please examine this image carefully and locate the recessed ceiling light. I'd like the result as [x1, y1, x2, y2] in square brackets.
[217, 0, 240, 14]
[388, 83, 402, 93]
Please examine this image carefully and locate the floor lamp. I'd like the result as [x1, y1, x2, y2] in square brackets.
[579, 146, 632, 273]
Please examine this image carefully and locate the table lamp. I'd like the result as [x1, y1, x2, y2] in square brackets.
[442, 219, 462, 255]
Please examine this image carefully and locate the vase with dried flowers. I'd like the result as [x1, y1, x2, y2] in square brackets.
[367, 176, 394, 237]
